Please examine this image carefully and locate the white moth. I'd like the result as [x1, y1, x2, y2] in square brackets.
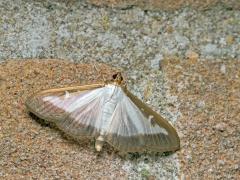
[26, 72, 180, 153]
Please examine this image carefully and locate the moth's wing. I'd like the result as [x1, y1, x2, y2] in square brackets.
[105, 88, 180, 153]
[26, 84, 106, 138]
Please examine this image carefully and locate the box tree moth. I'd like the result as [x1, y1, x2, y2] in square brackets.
[26, 72, 180, 153]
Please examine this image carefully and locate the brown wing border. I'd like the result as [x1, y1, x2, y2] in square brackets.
[122, 87, 180, 152]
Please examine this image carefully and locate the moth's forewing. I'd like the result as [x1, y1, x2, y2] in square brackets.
[26, 83, 105, 138]
[120, 87, 180, 152]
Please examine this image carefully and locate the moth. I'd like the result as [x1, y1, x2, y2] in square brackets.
[26, 72, 180, 153]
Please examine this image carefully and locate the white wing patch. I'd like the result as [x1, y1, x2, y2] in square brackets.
[125, 94, 168, 136]
[64, 91, 70, 99]
[42, 88, 104, 113]
[148, 115, 154, 121]
[106, 87, 168, 136]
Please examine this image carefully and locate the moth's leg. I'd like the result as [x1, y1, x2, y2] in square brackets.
[95, 135, 105, 152]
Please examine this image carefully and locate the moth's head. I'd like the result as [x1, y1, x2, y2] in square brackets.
[112, 72, 124, 85]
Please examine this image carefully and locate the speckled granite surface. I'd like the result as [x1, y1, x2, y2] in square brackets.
[0, 0, 239, 179]
[88, 0, 240, 11]
[0, 0, 239, 64]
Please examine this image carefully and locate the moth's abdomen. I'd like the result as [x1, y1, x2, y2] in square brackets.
[100, 85, 120, 134]
[101, 99, 117, 133]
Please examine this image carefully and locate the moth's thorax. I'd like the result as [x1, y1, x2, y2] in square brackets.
[100, 84, 122, 134]
[112, 72, 124, 85]
[104, 84, 124, 101]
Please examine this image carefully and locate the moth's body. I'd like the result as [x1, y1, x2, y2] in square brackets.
[26, 73, 180, 153]
[96, 84, 121, 151]
[101, 84, 120, 133]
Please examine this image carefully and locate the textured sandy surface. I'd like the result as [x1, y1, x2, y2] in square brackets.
[163, 58, 240, 179]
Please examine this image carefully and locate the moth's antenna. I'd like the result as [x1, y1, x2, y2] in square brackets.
[92, 62, 106, 83]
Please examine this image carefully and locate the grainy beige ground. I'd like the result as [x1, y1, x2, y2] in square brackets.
[163, 58, 240, 179]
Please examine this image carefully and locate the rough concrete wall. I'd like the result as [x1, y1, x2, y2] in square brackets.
[88, 0, 240, 10]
